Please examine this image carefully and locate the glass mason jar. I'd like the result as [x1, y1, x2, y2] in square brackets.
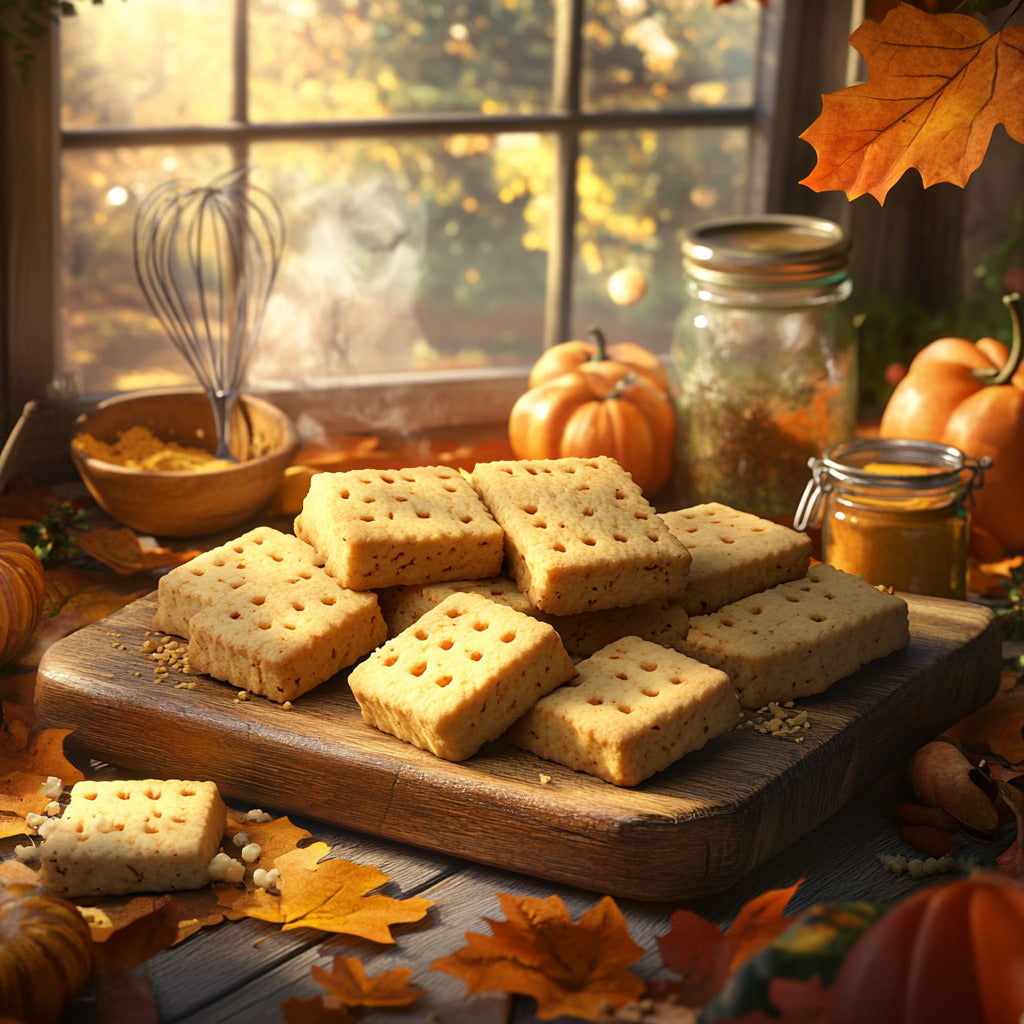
[670, 215, 857, 518]
[794, 437, 990, 600]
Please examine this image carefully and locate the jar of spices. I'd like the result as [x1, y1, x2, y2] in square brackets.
[670, 214, 857, 517]
[794, 437, 990, 600]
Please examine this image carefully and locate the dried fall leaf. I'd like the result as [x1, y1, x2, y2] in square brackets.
[224, 812, 313, 867]
[279, 996, 355, 1024]
[73, 526, 200, 576]
[944, 688, 1024, 767]
[21, 567, 148, 664]
[800, 4, 1024, 203]
[311, 955, 423, 1007]
[91, 896, 183, 974]
[655, 883, 802, 1008]
[0, 700, 83, 818]
[431, 893, 646, 1021]
[224, 843, 432, 943]
[82, 889, 227, 945]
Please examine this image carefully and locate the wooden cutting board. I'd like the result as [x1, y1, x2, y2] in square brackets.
[35, 592, 1001, 902]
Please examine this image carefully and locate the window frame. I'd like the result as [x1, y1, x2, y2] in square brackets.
[3, 0, 876, 448]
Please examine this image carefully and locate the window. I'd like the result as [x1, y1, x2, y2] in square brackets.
[4, 0, 869, 440]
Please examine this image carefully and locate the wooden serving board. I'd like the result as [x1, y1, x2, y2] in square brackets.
[35, 593, 1001, 902]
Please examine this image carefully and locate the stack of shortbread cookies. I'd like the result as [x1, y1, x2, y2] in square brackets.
[153, 455, 910, 787]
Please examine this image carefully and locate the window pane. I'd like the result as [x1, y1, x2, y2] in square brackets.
[60, 1, 235, 128]
[249, 0, 556, 121]
[59, 147, 235, 395]
[583, 0, 761, 111]
[248, 135, 552, 385]
[570, 126, 750, 353]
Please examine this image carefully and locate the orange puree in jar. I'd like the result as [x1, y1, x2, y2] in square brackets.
[797, 439, 988, 600]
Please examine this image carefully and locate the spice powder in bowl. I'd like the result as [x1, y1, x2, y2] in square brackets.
[73, 426, 237, 473]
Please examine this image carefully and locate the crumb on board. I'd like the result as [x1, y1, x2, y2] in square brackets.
[142, 632, 192, 679]
[735, 700, 811, 741]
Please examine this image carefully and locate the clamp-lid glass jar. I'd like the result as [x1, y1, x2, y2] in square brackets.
[794, 437, 989, 600]
[670, 214, 856, 517]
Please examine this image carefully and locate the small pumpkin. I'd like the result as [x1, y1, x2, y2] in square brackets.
[0, 882, 94, 1022]
[527, 327, 671, 394]
[510, 339, 676, 495]
[826, 871, 1024, 1024]
[0, 530, 44, 667]
[879, 292, 1024, 556]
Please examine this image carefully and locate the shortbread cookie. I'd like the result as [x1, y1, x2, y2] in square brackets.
[294, 465, 504, 590]
[37, 780, 226, 898]
[153, 526, 386, 702]
[508, 636, 739, 786]
[660, 502, 812, 616]
[680, 563, 910, 709]
[348, 591, 576, 762]
[378, 577, 689, 659]
[471, 456, 691, 615]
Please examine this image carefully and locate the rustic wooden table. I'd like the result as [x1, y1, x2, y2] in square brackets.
[29, 757, 1011, 1023]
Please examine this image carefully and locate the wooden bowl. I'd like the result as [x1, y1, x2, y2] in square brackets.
[71, 389, 299, 538]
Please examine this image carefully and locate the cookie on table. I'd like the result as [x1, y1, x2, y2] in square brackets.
[152, 526, 386, 703]
[660, 502, 812, 616]
[294, 465, 505, 591]
[348, 591, 576, 762]
[508, 636, 740, 787]
[37, 779, 227, 898]
[378, 576, 689, 659]
[471, 456, 691, 615]
[680, 562, 910, 709]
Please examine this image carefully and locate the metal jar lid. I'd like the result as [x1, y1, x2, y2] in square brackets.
[793, 437, 990, 531]
[682, 214, 849, 285]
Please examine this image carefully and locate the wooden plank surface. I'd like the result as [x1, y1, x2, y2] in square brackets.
[34, 592, 1002, 902]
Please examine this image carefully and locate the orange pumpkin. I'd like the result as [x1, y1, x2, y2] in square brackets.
[0, 530, 44, 667]
[0, 882, 95, 1022]
[826, 871, 1024, 1024]
[527, 327, 670, 394]
[879, 293, 1024, 556]
[509, 356, 676, 495]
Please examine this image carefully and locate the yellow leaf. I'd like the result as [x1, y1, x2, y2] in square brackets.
[223, 843, 432, 943]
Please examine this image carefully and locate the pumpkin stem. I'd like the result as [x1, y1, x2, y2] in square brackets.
[587, 326, 610, 362]
[972, 292, 1021, 386]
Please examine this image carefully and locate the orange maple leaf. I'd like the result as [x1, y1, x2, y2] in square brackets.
[799, 3, 1024, 203]
[222, 842, 433, 943]
[18, 567, 149, 665]
[431, 893, 646, 1021]
[654, 882, 802, 1007]
[311, 955, 423, 1007]
[0, 700, 83, 824]
[72, 526, 200, 576]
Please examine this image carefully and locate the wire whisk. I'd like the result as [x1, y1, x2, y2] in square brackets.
[133, 168, 285, 460]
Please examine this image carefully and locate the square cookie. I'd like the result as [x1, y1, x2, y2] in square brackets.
[680, 562, 910, 709]
[295, 465, 505, 590]
[37, 779, 227, 898]
[348, 591, 576, 762]
[660, 502, 812, 616]
[508, 636, 739, 786]
[153, 526, 386, 702]
[471, 456, 691, 615]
